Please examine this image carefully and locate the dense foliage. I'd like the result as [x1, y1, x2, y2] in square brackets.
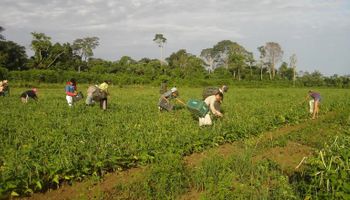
[0, 27, 348, 87]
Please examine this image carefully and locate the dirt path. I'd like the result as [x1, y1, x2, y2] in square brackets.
[22, 114, 334, 200]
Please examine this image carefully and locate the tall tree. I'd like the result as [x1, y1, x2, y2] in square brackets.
[257, 46, 266, 80]
[200, 40, 253, 76]
[153, 33, 167, 63]
[0, 40, 27, 70]
[30, 32, 52, 68]
[259, 42, 283, 79]
[167, 49, 205, 78]
[200, 48, 215, 73]
[72, 37, 99, 72]
[289, 54, 297, 86]
[278, 62, 288, 79]
[0, 26, 5, 40]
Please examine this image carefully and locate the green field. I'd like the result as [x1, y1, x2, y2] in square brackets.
[0, 85, 349, 198]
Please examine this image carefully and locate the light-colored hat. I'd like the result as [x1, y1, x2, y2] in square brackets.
[171, 87, 177, 93]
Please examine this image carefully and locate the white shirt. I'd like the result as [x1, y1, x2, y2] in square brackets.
[204, 95, 221, 116]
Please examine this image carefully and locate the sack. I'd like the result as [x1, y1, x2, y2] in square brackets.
[199, 114, 212, 126]
[309, 100, 314, 114]
[73, 92, 84, 102]
[202, 87, 220, 100]
[187, 99, 209, 118]
[92, 88, 107, 101]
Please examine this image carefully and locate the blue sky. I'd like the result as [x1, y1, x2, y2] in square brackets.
[1, 0, 349, 75]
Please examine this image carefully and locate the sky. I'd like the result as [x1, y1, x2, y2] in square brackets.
[0, 0, 349, 75]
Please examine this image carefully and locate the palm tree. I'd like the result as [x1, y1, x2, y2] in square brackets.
[153, 34, 167, 63]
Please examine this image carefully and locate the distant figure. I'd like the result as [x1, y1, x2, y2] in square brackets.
[86, 80, 111, 110]
[20, 88, 38, 103]
[159, 80, 168, 94]
[158, 87, 185, 111]
[307, 90, 321, 120]
[0, 80, 9, 96]
[98, 80, 110, 110]
[199, 92, 224, 126]
[65, 78, 77, 107]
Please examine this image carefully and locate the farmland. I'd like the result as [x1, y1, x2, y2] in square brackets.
[0, 85, 349, 199]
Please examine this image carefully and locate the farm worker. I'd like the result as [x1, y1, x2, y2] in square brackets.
[159, 80, 168, 94]
[0, 80, 9, 96]
[65, 78, 77, 107]
[98, 80, 111, 110]
[20, 88, 38, 103]
[307, 90, 321, 120]
[199, 92, 224, 126]
[158, 87, 186, 111]
[202, 85, 228, 112]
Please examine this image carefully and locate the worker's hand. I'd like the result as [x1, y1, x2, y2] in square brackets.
[216, 112, 223, 117]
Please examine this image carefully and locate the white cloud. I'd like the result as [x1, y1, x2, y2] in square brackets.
[0, 0, 349, 74]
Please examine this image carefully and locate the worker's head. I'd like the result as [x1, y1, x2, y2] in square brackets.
[70, 78, 76, 85]
[2, 80, 8, 84]
[308, 90, 313, 94]
[171, 87, 179, 97]
[215, 92, 223, 102]
[32, 88, 38, 93]
[104, 80, 111, 84]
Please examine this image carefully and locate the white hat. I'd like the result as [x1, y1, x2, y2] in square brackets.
[171, 87, 177, 93]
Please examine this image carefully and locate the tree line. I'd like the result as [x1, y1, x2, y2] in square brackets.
[0, 26, 349, 87]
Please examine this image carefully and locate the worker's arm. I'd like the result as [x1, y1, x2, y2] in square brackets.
[176, 98, 186, 106]
[208, 98, 223, 117]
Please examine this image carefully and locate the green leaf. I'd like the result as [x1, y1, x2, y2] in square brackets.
[36, 181, 42, 190]
[11, 191, 19, 197]
[53, 174, 59, 184]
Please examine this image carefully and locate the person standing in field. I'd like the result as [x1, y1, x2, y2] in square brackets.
[20, 88, 38, 103]
[158, 87, 186, 111]
[159, 80, 168, 94]
[307, 90, 321, 120]
[199, 92, 224, 126]
[65, 78, 77, 107]
[98, 80, 110, 110]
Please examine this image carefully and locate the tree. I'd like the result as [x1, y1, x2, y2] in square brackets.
[289, 54, 297, 86]
[0, 40, 27, 70]
[30, 32, 52, 68]
[167, 49, 205, 79]
[200, 48, 215, 72]
[153, 34, 167, 63]
[258, 42, 283, 79]
[0, 26, 5, 40]
[278, 62, 288, 79]
[257, 46, 267, 80]
[200, 40, 253, 79]
[72, 37, 100, 72]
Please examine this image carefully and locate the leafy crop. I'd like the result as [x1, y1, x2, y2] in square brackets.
[0, 86, 348, 197]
